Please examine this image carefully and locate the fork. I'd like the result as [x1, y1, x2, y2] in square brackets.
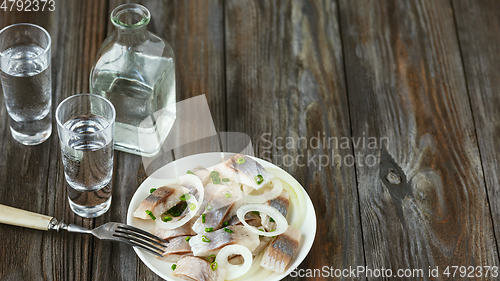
[0, 204, 166, 257]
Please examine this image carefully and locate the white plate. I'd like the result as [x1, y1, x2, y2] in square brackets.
[127, 152, 317, 281]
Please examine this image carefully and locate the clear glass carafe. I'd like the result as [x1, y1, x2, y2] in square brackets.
[90, 3, 176, 157]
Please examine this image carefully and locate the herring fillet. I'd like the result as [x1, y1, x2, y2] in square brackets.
[195, 182, 236, 216]
[260, 225, 302, 273]
[261, 189, 290, 231]
[211, 154, 273, 190]
[152, 215, 197, 240]
[189, 225, 260, 257]
[133, 184, 184, 219]
[192, 183, 243, 233]
[173, 256, 226, 281]
[192, 166, 212, 186]
[192, 203, 234, 234]
[161, 236, 193, 262]
[227, 211, 261, 227]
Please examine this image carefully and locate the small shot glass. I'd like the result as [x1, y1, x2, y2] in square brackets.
[0, 23, 52, 145]
[56, 94, 116, 218]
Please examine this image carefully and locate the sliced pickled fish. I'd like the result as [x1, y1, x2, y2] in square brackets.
[261, 189, 289, 230]
[133, 184, 184, 219]
[191, 166, 212, 186]
[161, 236, 192, 262]
[172, 256, 226, 281]
[192, 203, 234, 234]
[192, 183, 243, 233]
[227, 210, 261, 227]
[152, 216, 197, 240]
[212, 154, 273, 190]
[189, 225, 260, 257]
[260, 225, 301, 273]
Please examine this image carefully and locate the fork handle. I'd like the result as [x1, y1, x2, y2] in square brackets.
[0, 204, 54, 231]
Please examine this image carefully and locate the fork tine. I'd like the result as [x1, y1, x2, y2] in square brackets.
[115, 228, 165, 247]
[113, 236, 164, 257]
[117, 225, 165, 245]
[113, 233, 165, 257]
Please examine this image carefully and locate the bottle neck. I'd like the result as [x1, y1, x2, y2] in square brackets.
[110, 3, 151, 45]
[115, 26, 149, 45]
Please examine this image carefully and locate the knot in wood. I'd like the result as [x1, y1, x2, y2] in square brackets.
[386, 168, 401, 185]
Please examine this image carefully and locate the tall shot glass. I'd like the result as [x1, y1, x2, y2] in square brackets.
[56, 94, 115, 218]
[0, 23, 52, 145]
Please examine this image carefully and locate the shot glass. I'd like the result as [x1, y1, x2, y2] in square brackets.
[0, 23, 52, 145]
[56, 94, 115, 218]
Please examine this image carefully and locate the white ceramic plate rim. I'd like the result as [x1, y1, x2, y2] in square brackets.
[126, 152, 317, 281]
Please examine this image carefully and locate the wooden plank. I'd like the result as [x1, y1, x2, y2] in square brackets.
[339, 0, 499, 279]
[92, 0, 224, 279]
[224, 0, 365, 279]
[163, 0, 226, 159]
[452, 0, 500, 258]
[0, 1, 108, 280]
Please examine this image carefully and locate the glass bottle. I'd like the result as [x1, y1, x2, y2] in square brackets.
[90, 3, 176, 157]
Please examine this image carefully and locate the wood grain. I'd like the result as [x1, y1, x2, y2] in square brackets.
[0, 1, 108, 281]
[224, 0, 365, 279]
[339, 0, 499, 279]
[452, 0, 500, 257]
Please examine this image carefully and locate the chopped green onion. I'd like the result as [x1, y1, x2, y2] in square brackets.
[237, 157, 245, 164]
[162, 216, 172, 222]
[207, 254, 216, 262]
[202, 214, 206, 223]
[145, 210, 156, 220]
[185, 237, 191, 242]
[187, 170, 194, 175]
[189, 203, 196, 211]
[222, 178, 230, 182]
[180, 202, 187, 212]
[258, 229, 264, 232]
[270, 229, 275, 232]
[223, 221, 229, 227]
[225, 193, 232, 198]
[202, 235, 211, 243]
[252, 211, 259, 215]
[212, 178, 221, 185]
[224, 228, 233, 233]
[254, 174, 264, 184]
[171, 264, 177, 270]
[180, 194, 191, 201]
[269, 217, 275, 222]
[210, 171, 219, 178]
[205, 227, 214, 232]
[167, 206, 182, 217]
[210, 261, 218, 271]
[149, 188, 157, 194]
[271, 236, 276, 238]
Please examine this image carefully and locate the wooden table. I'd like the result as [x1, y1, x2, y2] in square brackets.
[1, 0, 500, 280]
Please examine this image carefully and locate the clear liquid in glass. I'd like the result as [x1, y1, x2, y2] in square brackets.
[61, 115, 113, 217]
[0, 45, 52, 145]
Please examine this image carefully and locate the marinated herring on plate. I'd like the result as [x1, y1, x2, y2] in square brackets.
[133, 154, 303, 281]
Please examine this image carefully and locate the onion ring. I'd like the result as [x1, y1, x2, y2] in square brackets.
[216, 245, 253, 280]
[236, 204, 287, 237]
